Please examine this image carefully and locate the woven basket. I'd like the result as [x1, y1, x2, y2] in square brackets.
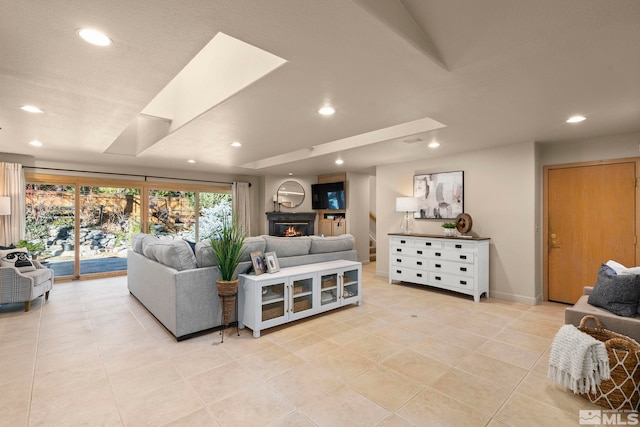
[217, 279, 238, 325]
[293, 298, 311, 313]
[578, 315, 640, 411]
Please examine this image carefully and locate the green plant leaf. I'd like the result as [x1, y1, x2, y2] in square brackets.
[209, 215, 246, 281]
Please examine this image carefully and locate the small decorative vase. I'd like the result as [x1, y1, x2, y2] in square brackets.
[217, 279, 239, 325]
[444, 228, 456, 237]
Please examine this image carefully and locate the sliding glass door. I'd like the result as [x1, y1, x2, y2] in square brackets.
[25, 183, 76, 278]
[25, 174, 232, 279]
[79, 186, 141, 275]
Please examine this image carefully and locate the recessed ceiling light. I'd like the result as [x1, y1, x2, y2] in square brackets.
[288, 172, 293, 176]
[566, 115, 586, 123]
[29, 140, 43, 147]
[428, 141, 440, 148]
[318, 106, 336, 116]
[335, 159, 344, 165]
[20, 105, 44, 114]
[77, 28, 112, 47]
[230, 141, 242, 147]
[187, 159, 196, 163]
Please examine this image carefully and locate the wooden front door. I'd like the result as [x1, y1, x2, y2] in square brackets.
[546, 161, 637, 304]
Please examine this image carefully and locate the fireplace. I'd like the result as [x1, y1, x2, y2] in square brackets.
[266, 212, 316, 237]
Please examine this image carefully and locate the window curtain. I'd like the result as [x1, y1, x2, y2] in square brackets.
[232, 182, 251, 236]
[0, 162, 26, 246]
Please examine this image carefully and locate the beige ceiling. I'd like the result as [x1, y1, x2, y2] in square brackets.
[1, 0, 639, 177]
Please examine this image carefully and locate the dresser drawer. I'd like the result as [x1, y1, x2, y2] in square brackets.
[390, 266, 428, 285]
[428, 272, 475, 290]
[391, 245, 413, 256]
[429, 249, 475, 263]
[410, 247, 429, 258]
[444, 241, 478, 251]
[390, 254, 413, 267]
[390, 236, 414, 247]
[414, 239, 442, 250]
[428, 259, 474, 277]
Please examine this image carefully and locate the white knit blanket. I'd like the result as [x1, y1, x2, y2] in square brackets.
[548, 324, 610, 394]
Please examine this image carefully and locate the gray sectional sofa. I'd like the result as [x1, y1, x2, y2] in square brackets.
[127, 233, 357, 340]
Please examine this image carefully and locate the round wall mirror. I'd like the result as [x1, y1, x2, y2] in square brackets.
[277, 181, 305, 208]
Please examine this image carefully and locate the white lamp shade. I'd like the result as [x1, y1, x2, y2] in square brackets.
[396, 197, 419, 212]
[0, 197, 10, 215]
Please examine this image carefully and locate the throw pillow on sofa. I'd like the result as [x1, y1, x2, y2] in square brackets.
[588, 263, 640, 317]
[0, 247, 37, 272]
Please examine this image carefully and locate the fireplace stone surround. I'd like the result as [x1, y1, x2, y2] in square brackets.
[266, 212, 317, 237]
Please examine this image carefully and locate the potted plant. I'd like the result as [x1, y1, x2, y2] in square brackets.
[15, 239, 45, 258]
[442, 222, 457, 237]
[209, 215, 246, 326]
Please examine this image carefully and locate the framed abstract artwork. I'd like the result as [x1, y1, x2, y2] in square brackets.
[413, 171, 464, 219]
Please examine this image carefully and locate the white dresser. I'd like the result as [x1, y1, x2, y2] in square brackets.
[388, 233, 490, 302]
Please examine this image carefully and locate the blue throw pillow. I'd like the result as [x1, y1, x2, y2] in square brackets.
[588, 263, 640, 317]
[183, 239, 197, 254]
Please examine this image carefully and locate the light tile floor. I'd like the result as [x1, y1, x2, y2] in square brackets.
[0, 263, 606, 426]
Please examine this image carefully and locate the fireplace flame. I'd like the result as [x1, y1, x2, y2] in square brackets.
[284, 226, 302, 237]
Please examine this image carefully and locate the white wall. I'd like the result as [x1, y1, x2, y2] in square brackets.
[377, 141, 539, 304]
[539, 132, 640, 166]
[347, 172, 371, 264]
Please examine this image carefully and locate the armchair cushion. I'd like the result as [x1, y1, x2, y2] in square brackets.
[0, 248, 36, 272]
[22, 268, 54, 286]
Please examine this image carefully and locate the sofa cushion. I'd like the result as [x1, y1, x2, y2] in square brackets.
[195, 241, 215, 268]
[195, 236, 266, 268]
[0, 248, 36, 272]
[264, 236, 311, 258]
[147, 239, 197, 271]
[131, 233, 146, 254]
[588, 264, 640, 317]
[239, 237, 266, 262]
[141, 235, 160, 261]
[309, 234, 354, 254]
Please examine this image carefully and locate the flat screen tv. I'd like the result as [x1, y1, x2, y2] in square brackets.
[311, 182, 345, 210]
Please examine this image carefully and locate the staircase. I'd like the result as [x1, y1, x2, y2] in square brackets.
[369, 238, 376, 262]
[369, 211, 376, 262]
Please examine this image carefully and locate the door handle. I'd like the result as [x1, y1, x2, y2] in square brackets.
[550, 233, 561, 249]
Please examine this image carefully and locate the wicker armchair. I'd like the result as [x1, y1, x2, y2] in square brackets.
[0, 260, 54, 311]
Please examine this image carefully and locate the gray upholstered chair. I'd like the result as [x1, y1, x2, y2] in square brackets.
[0, 260, 54, 311]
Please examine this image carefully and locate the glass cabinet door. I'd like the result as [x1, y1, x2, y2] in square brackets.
[342, 268, 360, 302]
[290, 274, 314, 319]
[261, 281, 287, 325]
[319, 272, 339, 307]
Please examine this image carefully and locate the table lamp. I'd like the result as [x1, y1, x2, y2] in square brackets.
[396, 197, 418, 234]
[0, 197, 9, 215]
